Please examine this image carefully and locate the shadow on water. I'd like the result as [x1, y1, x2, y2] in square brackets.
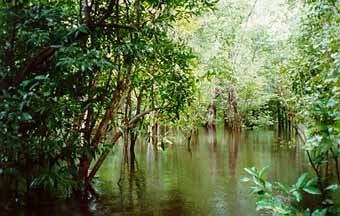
[4, 128, 310, 216]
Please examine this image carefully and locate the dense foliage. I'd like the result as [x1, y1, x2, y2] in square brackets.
[175, 0, 298, 133]
[1, 0, 339, 214]
[0, 0, 215, 204]
[243, 0, 340, 215]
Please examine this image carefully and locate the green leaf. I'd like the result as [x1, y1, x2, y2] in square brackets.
[22, 112, 32, 121]
[303, 186, 321, 195]
[258, 166, 269, 178]
[312, 208, 327, 216]
[276, 182, 290, 194]
[35, 75, 49, 80]
[265, 181, 273, 192]
[244, 167, 257, 176]
[46, 175, 54, 188]
[293, 190, 302, 202]
[255, 199, 274, 211]
[325, 184, 338, 191]
[295, 173, 308, 189]
[327, 98, 337, 108]
[21, 80, 31, 87]
[305, 177, 318, 187]
[78, 25, 89, 33]
[240, 177, 251, 182]
[250, 186, 263, 194]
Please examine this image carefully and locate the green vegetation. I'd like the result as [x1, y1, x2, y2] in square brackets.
[240, 0, 340, 215]
[0, 0, 339, 215]
[0, 0, 215, 202]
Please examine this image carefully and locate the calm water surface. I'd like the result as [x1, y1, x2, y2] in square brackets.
[12, 129, 309, 216]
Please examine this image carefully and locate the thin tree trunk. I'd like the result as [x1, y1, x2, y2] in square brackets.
[87, 129, 123, 182]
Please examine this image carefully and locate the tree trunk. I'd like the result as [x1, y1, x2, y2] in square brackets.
[87, 129, 123, 182]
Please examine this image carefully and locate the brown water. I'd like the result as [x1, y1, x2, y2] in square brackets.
[11, 129, 309, 216]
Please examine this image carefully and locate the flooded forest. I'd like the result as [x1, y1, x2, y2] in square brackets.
[0, 0, 340, 215]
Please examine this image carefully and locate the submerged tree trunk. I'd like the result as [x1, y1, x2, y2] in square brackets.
[88, 129, 123, 182]
[225, 86, 241, 131]
[78, 80, 130, 187]
[207, 104, 216, 129]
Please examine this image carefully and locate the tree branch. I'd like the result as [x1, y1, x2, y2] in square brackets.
[128, 104, 170, 127]
[96, 0, 116, 24]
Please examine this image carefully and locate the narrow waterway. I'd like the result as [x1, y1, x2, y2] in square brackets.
[12, 129, 309, 216]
